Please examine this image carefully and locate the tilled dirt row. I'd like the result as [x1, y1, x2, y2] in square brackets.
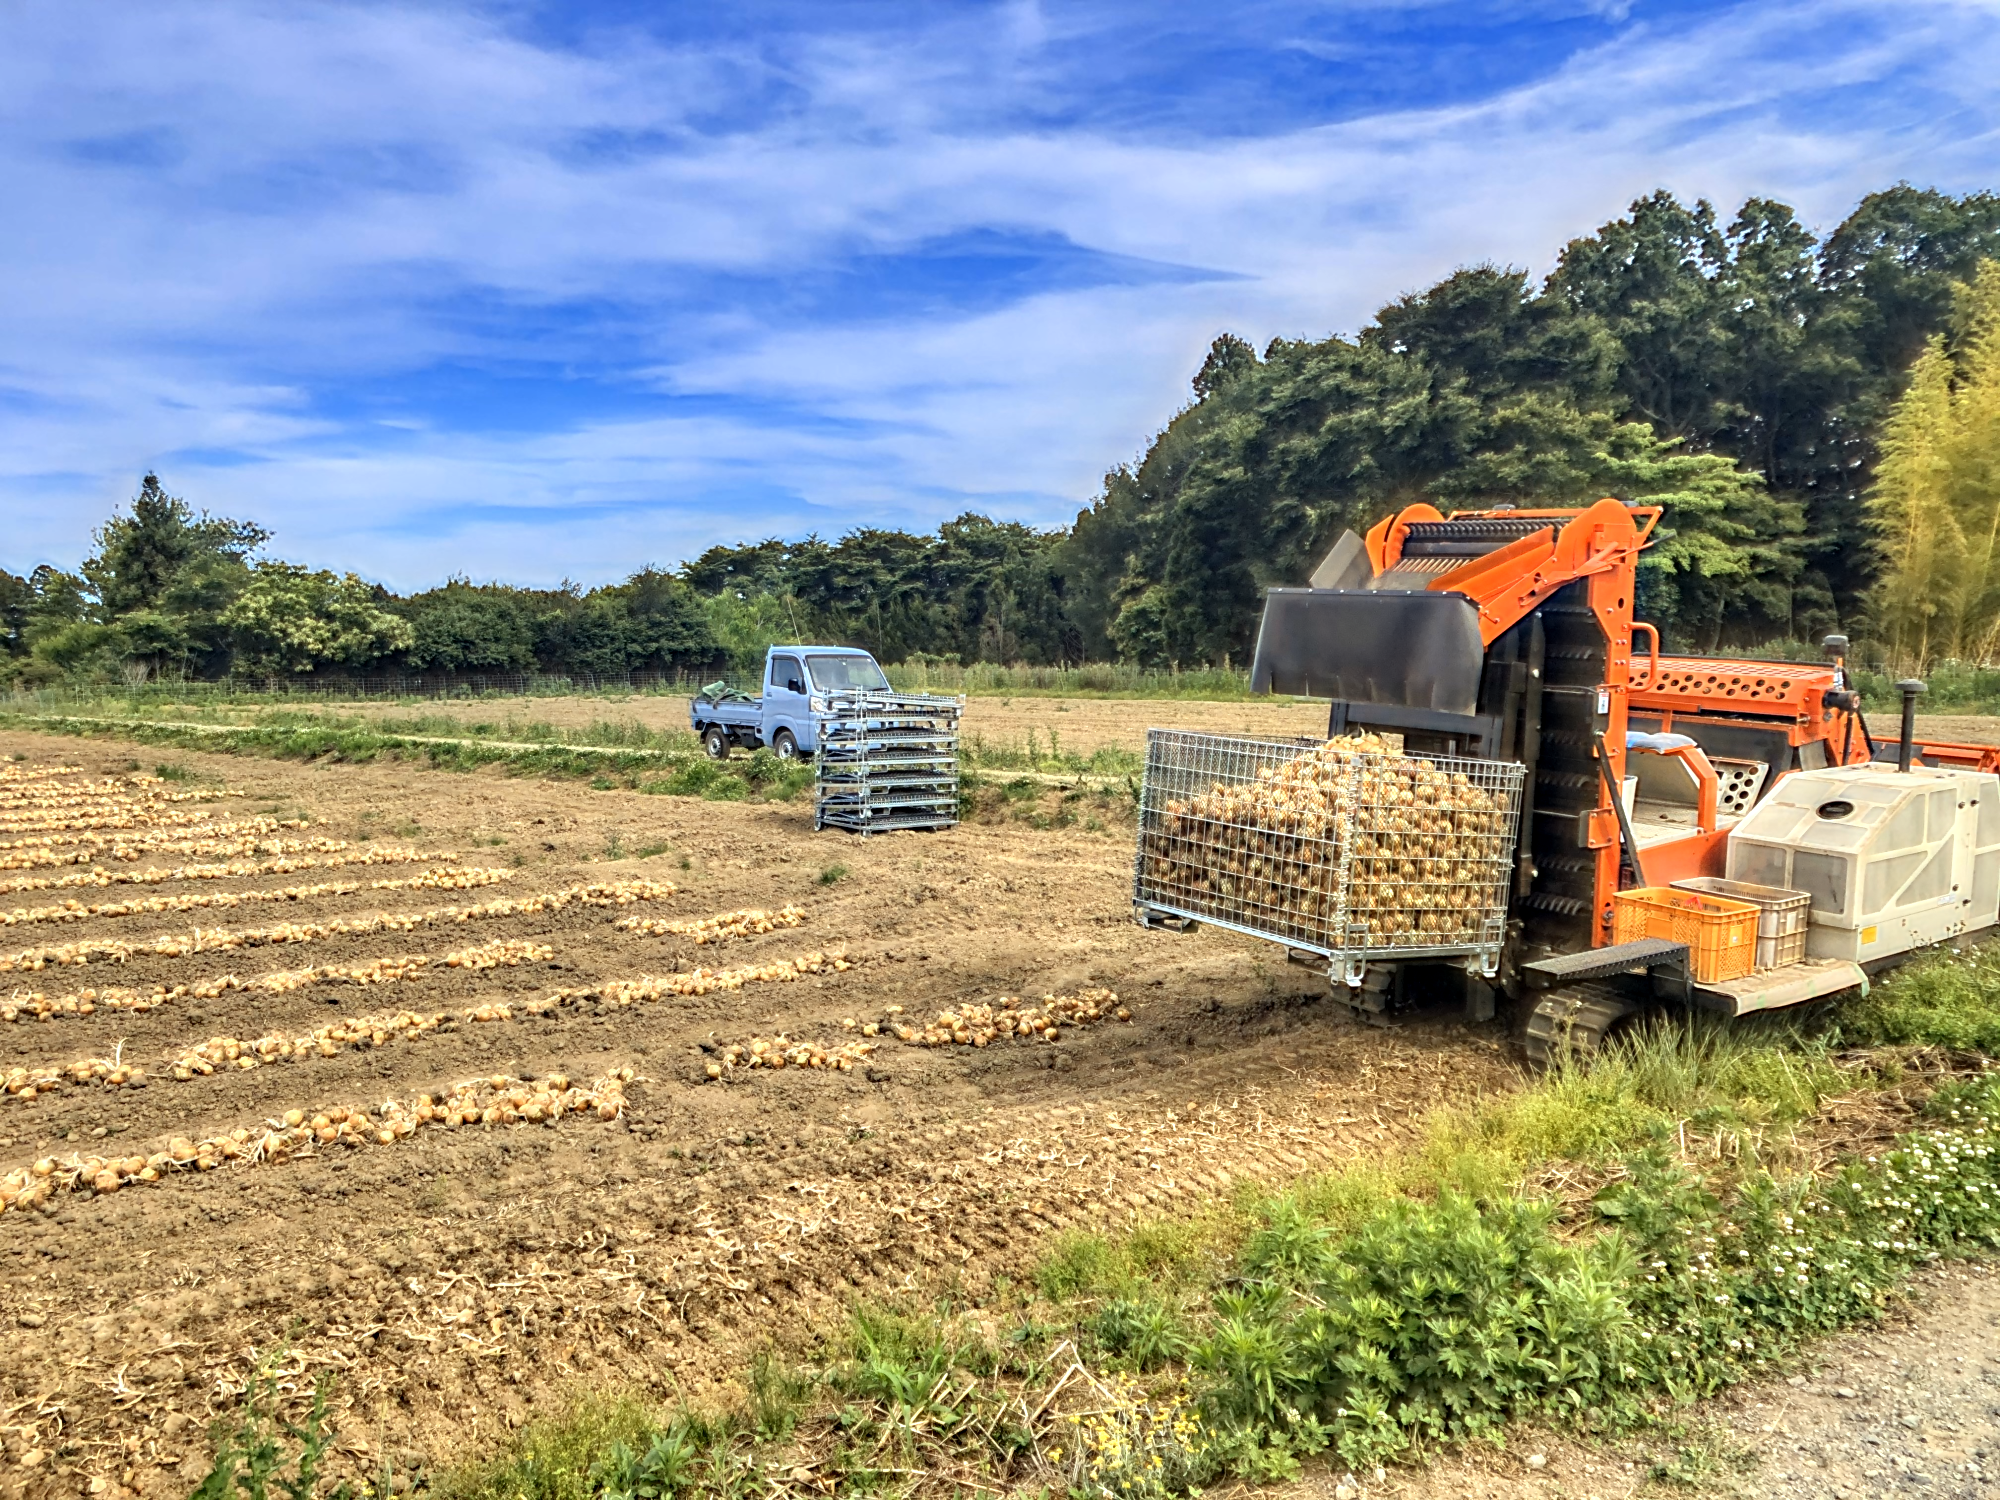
[0, 731, 1518, 1498]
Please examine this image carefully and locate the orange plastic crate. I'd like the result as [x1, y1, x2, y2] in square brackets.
[1611, 887, 1759, 983]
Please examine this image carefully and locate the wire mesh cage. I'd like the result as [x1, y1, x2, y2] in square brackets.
[815, 691, 963, 835]
[1132, 729, 1525, 980]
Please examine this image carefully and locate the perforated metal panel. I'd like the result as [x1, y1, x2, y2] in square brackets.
[1712, 757, 1769, 820]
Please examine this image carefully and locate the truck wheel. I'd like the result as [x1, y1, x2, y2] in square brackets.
[773, 729, 804, 761]
[703, 726, 731, 760]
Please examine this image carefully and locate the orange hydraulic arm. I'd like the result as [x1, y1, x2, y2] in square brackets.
[1362, 499, 1662, 647]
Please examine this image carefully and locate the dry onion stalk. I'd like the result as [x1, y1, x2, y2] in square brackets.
[0, 1069, 633, 1213]
[0, 877, 676, 972]
[616, 904, 806, 945]
[0, 864, 514, 928]
[0, 937, 552, 1023]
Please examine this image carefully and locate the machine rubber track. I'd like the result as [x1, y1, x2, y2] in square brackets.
[1523, 982, 1639, 1067]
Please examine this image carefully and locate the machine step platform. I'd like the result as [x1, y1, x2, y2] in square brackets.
[1522, 938, 1689, 989]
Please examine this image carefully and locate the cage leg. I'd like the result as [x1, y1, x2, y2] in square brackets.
[1463, 975, 1496, 1024]
[1337, 963, 1399, 1025]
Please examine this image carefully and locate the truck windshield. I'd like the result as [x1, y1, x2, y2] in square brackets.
[807, 654, 890, 692]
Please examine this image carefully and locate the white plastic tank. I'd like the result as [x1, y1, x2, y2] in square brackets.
[1725, 763, 2000, 962]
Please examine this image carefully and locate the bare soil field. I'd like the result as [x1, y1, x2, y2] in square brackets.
[0, 728, 1515, 1498]
[320, 693, 1335, 755]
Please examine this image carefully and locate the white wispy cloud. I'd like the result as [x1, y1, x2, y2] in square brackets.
[0, 0, 1996, 589]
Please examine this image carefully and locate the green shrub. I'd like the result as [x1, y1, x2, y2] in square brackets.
[189, 1367, 374, 1499]
[1181, 1070, 2000, 1474]
[1089, 1296, 1191, 1370]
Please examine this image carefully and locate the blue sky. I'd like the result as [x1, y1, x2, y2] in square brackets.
[2, 0, 1998, 592]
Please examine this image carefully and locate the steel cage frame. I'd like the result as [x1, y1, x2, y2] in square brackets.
[1132, 730, 1524, 983]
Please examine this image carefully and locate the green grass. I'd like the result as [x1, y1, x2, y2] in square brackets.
[1838, 943, 2000, 1052]
[958, 728, 1142, 779]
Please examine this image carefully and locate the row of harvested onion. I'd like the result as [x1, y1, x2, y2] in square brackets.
[0, 804, 235, 838]
[539, 949, 855, 1010]
[0, 845, 446, 896]
[0, 819, 336, 870]
[7, 952, 551, 1090]
[882, 988, 1130, 1047]
[0, 1069, 633, 1213]
[5, 945, 856, 1093]
[616, 904, 807, 945]
[0, 876, 677, 972]
[704, 1035, 876, 1076]
[0, 864, 514, 928]
[0, 936, 552, 1023]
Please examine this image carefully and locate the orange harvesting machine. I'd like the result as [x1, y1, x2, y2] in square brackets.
[1132, 499, 2000, 1057]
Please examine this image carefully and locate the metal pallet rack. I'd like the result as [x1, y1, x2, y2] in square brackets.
[814, 691, 963, 835]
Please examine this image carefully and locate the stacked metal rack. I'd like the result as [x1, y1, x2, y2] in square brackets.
[813, 691, 964, 834]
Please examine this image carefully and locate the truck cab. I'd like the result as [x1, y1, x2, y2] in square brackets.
[690, 645, 891, 760]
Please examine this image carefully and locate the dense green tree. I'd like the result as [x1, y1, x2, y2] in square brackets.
[0, 570, 28, 657]
[678, 515, 1074, 667]
[222, 564, 412, 676]
[400, 583, 539, 671]
[82, 474, 266, 616]
[598, 568, 721, 671]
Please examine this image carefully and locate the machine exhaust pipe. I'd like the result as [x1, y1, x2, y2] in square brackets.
[1897, 678, 1927, 772]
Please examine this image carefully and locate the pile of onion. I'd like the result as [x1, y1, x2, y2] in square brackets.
[617, 904, 807, 945]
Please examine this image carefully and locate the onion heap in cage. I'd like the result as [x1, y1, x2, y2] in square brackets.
[1140, 732, 1514, 947]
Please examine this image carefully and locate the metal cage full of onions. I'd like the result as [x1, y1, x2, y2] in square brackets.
[1132, 730, 1526, 984]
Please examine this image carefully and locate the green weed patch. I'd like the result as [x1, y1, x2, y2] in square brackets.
[1839, 943, 2000, 1053]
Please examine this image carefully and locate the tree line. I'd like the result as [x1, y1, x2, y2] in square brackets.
[6, 184, 1999, 688]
